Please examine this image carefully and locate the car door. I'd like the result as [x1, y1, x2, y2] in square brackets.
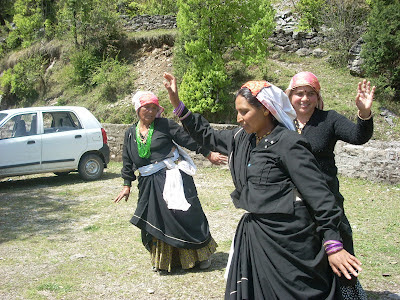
[40, 110, 88, 171]
[0, 112, 42, 177]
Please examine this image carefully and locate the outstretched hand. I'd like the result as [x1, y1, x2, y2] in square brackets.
[207, 152, 228, 165]
[356, 79, 375, 119]
[327, 249, 363, 280]
[163, 72, 180, 108]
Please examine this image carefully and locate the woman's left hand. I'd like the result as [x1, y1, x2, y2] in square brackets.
[207, 152, 228, 165]
[356, 79, 376, 119]
[327, 249, 363, 280]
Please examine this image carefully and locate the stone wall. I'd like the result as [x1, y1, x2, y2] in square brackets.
[120, 11, 367, 74]
[120, 14, 176, 32]
[120, 12, 328, 57]
[103, 123, 400, 184]
[335, 140, 400, 184]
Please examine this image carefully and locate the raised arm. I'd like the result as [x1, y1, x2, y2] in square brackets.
[163, 72, 181, 108]
[356, 79, 375, 119]
[163, 72, 235, 156]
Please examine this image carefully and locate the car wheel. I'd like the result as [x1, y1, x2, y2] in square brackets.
[54, 171, 70, 176]
[78, 154, 104, 181]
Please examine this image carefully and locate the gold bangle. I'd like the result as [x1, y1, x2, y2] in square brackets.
[358, 110, 372, 120]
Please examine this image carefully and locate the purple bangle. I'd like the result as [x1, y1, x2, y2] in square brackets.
[326, 246, 344, 255]
[173, 101, 185, 117]
[323, 240, 342, 246]
[323, 240, 343, 255]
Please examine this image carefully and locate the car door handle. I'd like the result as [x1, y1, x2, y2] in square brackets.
[27, 140, 35, 144]
[75, 135, 82, 138]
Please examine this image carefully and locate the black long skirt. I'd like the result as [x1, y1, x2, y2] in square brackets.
[225, 209, 342, 300]
[130, 168, 212, 251]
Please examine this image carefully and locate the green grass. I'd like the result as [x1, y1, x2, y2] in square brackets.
[0, 163, 399, 299]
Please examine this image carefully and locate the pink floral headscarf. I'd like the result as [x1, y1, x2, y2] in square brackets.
[285, 72, 324, 109]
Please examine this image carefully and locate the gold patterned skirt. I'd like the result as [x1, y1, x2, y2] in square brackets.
[150, 236, 218, 272]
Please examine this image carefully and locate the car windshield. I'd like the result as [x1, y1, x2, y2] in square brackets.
[0, 113, 7, 123]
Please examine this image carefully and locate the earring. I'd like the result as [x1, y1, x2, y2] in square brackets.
[264, 110, 270, 116]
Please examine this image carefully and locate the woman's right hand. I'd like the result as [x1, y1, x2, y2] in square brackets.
[163, 72, 181, 108]
[114, 186, 131, 203]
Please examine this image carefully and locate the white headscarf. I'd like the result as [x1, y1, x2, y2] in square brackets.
[241, 81, 297, 130]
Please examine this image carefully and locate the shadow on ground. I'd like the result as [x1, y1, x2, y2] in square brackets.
[0, 171, 120, 245]
[0, 170, 120, 189]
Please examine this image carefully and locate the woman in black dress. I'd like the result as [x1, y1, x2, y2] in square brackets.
[114, 91, 225, 272]
[164, 73, 363, 299]
[285, 71, 375, 299]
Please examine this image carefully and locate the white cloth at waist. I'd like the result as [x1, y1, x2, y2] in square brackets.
[138, 144, 197, 211]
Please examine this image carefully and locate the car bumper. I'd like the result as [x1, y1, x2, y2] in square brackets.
[100, 144, 110, 165]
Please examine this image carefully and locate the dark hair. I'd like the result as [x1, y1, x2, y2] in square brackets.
[235, 87, 263, 108]
[236, 87, 278, 125]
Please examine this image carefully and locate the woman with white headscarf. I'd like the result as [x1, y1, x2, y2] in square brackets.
[164, 73, 362, 299]
[114, 91, 225, 273]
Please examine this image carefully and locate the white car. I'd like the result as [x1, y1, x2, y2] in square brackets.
[0, 106, 110, 181]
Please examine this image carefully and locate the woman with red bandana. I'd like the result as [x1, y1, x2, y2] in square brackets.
[114, 91, 226, 273]
[164, 73, 362, 299]
[286, 72, 375, 299]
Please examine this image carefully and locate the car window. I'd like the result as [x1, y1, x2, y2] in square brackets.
[0, 113, 7, 123]
[0, 113, 37, 139]
[43, 111, 82, 134]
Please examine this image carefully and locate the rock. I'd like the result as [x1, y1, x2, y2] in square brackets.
[313, 48, 327, 58]
[295, 48, 312, 57]
[348, 37, 365, 76]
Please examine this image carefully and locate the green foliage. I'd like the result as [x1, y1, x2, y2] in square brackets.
[362, 0, 400, 101]
[296, 0, 370, 67]
[117, 0, 178, 16]
[323, 0, 370, 67]
[91, 57, 133, 102]
[56, 0, 123, 54]
[175, 0, 275, 119]
[69, 48, 101, 87]
[5, 0, 57, 49]
[179, 55, 229, 116]
[296, 0, 325, 31]
[0, 54, 48, 106]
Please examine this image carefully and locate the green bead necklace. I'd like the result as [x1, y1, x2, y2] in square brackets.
[136, 121, 154, 158]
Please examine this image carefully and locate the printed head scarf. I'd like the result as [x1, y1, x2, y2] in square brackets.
[241, 81, 297, 131]
[132, 91, 164, 118]
[285, 71, 324, 109]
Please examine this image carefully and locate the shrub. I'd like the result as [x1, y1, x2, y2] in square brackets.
[296, 0, 370, 67]
[296, 0, 325, 31]
[0, 54, 47, 106]
[362, 0, 400, 101]
[69, 48, 101, 87]
[91, 57, 133, 102]
[175, 0, 275, 121]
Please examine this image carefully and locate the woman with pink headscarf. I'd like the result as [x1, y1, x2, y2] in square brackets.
[114, 91, 226, 273]
[286, 72, 375, 300]
[164, 72, 363, 299]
